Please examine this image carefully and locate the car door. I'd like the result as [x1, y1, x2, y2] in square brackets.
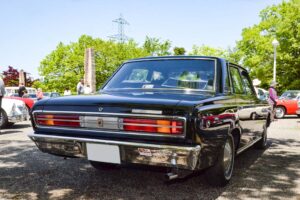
[239, 70, 267, 139]
[228, 65, 254, 147]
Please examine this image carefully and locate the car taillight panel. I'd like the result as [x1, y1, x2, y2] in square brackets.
[35, 114, 80, 127]
[35, 113, 184, 136]
[122, 118, 184, 135]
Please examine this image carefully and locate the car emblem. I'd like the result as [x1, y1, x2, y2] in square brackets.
[98, 107, 103, 112]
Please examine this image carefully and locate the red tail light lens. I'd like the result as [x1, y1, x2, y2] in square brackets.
[123, 118, 183, 135]
[35, 114, 80, 127]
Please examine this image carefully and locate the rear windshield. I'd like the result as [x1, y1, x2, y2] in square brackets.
[103, 59, 216, 91]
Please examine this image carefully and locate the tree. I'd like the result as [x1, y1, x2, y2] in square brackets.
[1, 66, 33, 87]
[173, 47, 186, 55]
[189, 45, 229, 58]
[39, 35, 148, 93]
[236, 0, 300, 91]
[143, 36, 172, 56]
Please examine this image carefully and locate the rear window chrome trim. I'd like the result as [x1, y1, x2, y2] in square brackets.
[32, 110, 187, 138]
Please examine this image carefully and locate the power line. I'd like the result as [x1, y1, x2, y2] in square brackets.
[109, 14, 130, 43]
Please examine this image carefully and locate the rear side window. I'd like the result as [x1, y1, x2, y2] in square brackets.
[241, 71, 255, 95]
[229, 66, 244, 94]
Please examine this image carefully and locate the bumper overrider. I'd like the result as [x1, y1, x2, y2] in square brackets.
[28, 134, 201, 170]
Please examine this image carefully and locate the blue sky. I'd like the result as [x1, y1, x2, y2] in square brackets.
[0, 0, 282, 78]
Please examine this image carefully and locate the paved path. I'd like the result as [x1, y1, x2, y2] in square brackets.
[0, 117, 299, 200]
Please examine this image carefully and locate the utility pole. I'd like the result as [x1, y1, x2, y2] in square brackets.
[272, 39, 279, 82]
[109, 14, 130, 43]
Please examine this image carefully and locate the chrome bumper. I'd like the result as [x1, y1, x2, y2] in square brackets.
[8, 114, 23, 123]
[28, 134, 201, 170]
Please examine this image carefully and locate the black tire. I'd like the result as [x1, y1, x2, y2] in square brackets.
[297, 115, 300, 118]
[7, 122, 15, 127]
[205, 135, 235, 186]
[250, 112, 257, 120]
[0, 109, 9, 129]
[256, 125, 268, 149]
[275, 106, 285, 119]
[89, 161, 119, 170]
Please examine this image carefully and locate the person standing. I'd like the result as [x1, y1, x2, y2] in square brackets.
[76, 79, 84, 95]
[64, 87, 71, 96]
[18, 83, 26, 97]
[0, 77, 5, 131]
[268, 81, 278, 121]
[36, 88, 44, 100]
[84, 85, 92, 95]
[0, 76, 5, 109]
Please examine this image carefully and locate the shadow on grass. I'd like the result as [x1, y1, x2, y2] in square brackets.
[0, 138, 299, 200]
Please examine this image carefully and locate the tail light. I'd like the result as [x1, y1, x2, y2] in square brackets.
[34, 113, 184, 136]
[35, 114, 80, 127]
[122, 118, 183, 135]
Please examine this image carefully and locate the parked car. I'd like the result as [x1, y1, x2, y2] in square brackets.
[5, 87, 37, 97]
[296, 100, 300, 117]
[275, 90, 300, 118]
[1, 98, 28, 128]
[28, 56, 271, 186]
[4, 96, 35, 109]
[255, 88, 269, 101]
[43, 92, 61, 99]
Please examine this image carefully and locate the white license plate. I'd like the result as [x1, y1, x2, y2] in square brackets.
[86, 143, 121, 164]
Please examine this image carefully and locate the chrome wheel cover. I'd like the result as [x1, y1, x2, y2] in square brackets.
[223, 140, 233, 176]
[275, 107, 284, 118]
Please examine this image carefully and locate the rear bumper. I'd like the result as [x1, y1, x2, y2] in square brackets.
[8, 114, 23, 123]
[28, 134, 201, 170]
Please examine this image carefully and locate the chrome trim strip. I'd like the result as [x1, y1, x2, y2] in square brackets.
[120, 123, 183, 128]
[32, 110, 187, 138]
[28, 134, 200, 151]
[132, 109, 162, 115]
[36, 118, 81, 122]
[33, 110, 184, 119]
[236, 136, 262, 155]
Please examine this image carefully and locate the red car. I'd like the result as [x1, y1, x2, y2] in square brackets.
[5, 96, 35, 109]
[275, 90, 300, 118]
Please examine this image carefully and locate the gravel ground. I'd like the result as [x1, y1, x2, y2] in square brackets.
[0, 117, 299, 200]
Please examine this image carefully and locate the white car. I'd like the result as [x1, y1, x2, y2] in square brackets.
[0, 98, 29, 128]
[5, 86, 37, 96]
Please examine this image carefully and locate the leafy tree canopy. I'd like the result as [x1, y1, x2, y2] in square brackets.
[143, 36, 172, 56]
[173, 47, 186, 55]
[1, 66, 33, 87]
[236, 0, 300, 91]
[39, 35, 148, 93]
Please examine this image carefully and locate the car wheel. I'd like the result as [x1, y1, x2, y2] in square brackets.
[205, 135, 235, 186]
[0, 109, 9, 129]
[250, 112, 257, 120]
[256, 125, 268, 149]
[89, 161, 119, 171]
[297, 114, 300, 118]
[275, 106, 285, 119]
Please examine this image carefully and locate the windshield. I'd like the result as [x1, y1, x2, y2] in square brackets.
[103, 59, 216, 91]
[280, 91, 300, 100]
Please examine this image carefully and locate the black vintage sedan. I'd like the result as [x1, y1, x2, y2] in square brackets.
[28, 56, 271, 186]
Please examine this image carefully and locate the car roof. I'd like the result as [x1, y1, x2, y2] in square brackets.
[124, 56, 247, 71]
[283, 90, 300, 92]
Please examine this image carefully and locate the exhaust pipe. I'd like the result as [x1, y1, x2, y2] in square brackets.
[165, 172, 179, 180]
